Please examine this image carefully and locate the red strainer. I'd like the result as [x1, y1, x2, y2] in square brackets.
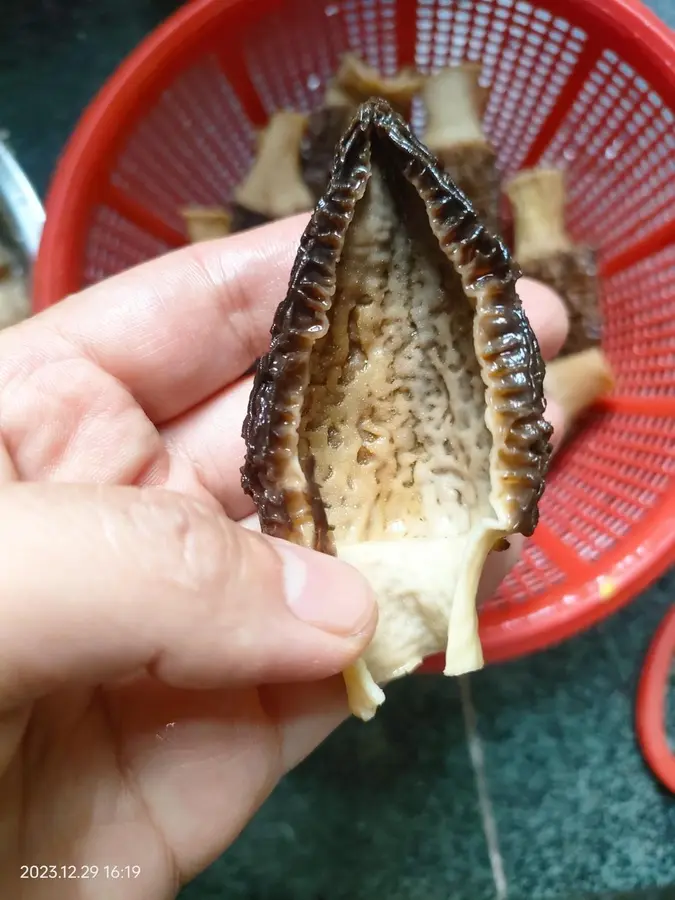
[33, 0, 675, 664]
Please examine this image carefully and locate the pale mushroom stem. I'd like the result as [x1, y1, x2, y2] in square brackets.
[233, 111, 314, 220]
[505, 167, 574, 263]
[544, 348, 614, 425]
[330, 52, 423, 117]
[422, 63, 487, 150]
[181, 206, 232, 244]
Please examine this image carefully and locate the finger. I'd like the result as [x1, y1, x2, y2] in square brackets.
[162, 376, 256, 520]
[163, 278, 571, 516]
[0, 482, 377, 710]
[517, 277, 569, 361]
[0, 215, 310, 426]
[0, 436, 17, 485]
[105, 675, 350, 882]
[264, 675, 350, 774]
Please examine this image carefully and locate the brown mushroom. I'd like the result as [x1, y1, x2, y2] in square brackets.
[231, 110, 314, 230]
[300, 53, 423, 201]
[422, 64, 502, 237]
[299, 105, 354, 202]
[181, 206, 232, 243]
[505, 167, 602, 357]
[241, 100, 553, 721]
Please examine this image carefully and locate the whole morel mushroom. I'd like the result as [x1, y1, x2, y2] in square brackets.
[505, 166, 603, 357]
[241, 99, 553, 721]
[422, 64, 502, 237]
[231, 110, 314, 232]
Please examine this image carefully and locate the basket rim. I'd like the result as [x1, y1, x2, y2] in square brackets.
[31, 0, 675, 664]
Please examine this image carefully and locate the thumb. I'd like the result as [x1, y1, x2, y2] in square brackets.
[0, 482, 377, 709]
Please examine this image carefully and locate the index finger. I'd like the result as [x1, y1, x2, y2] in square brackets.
[0, 215, 309, 425]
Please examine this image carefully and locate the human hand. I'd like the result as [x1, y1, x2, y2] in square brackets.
[0, 215, 568, 898]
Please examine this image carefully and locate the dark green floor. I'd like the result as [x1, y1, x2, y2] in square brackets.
[176, 581, 675, 900]
[2, 2, 675, 898]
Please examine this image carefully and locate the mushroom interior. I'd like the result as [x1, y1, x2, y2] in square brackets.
[298, 137, 505, 691]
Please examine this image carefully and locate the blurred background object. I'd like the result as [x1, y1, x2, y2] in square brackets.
[0, 137, 44, 327]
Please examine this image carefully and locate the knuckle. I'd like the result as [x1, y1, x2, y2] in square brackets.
[129, 489, 241, 598]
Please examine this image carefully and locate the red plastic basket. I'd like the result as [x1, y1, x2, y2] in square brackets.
[33, 0, 675, 665]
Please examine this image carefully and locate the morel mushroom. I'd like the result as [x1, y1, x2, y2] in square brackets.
[505, 167, 602, 357]
[181, 206, 232, 243]
[300, 105, 354, 202]
[231, 110, 314, 232]
[544, 347, 614, 441]
[300, 53, 423, 200]
[422, 64, 502, 236]
[241, 99, 553, 721]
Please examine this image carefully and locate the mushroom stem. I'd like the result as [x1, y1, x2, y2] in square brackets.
[506, 167, 602, 357]
[181, 206, 232, 243]
[544, 348, 614, 426]
[233, 111, 314, 220]
[423, 63, 487, 148]
[505, 167, 573, 263]
[331, 53, 423, 117]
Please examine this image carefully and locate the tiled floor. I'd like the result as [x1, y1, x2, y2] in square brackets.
[468, 583, 675, 899]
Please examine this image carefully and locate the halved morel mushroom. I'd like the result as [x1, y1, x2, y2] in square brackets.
[300, 54, 423, 201]
[231, 110, 314, 231]
[241, 99, 553, 721]
[422, 64, 502, 237]
[505, 167, 602, 357]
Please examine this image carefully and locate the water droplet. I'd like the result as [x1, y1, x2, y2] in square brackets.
[604, 140, 622, 160]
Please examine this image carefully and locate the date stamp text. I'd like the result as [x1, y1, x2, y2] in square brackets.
[20, 865, 141, 880]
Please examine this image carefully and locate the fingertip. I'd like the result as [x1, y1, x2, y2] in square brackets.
[517, 277, 570, 361]
[268, 537, 378, 643]
[262, 676, 350, 773]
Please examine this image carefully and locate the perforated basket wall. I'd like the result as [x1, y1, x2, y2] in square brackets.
[34, 0, 675, 662]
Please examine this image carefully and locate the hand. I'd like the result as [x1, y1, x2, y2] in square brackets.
[0, 215, 569, 898]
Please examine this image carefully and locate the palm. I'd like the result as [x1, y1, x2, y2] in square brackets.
[0, 361, 303, 897]
[7, 680, 278, 899]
